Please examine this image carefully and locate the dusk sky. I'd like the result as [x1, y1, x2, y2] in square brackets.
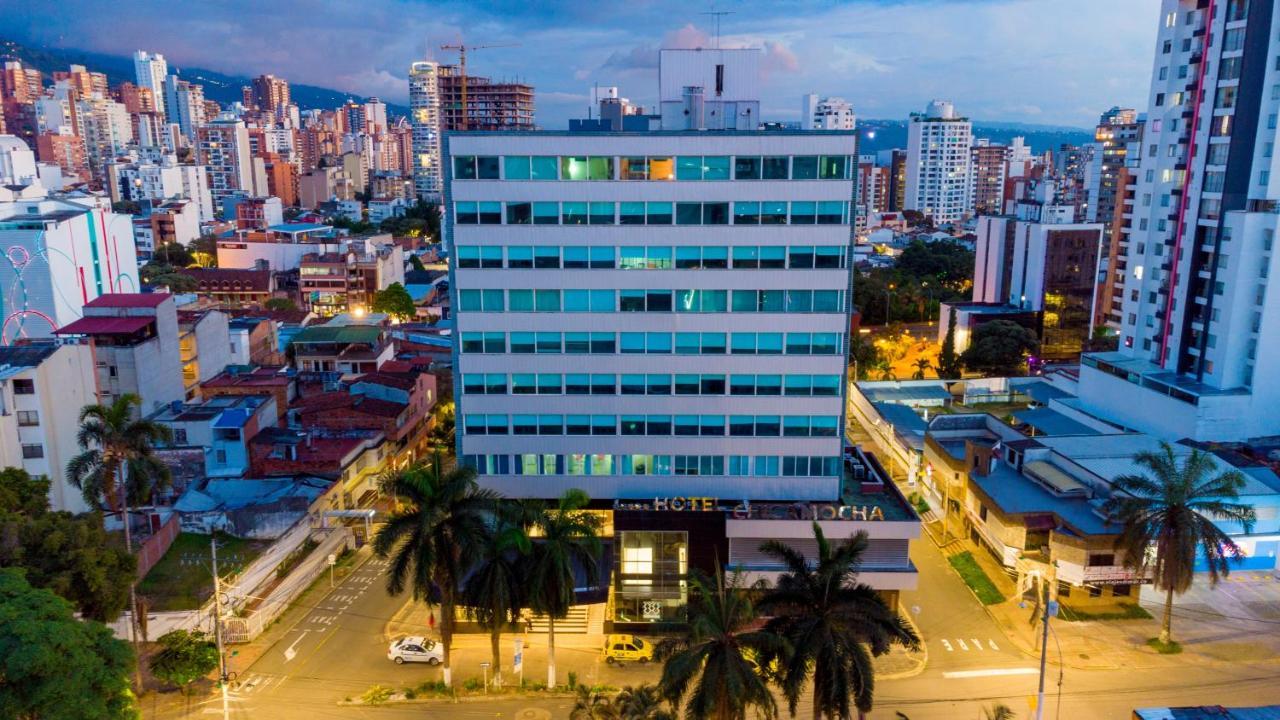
[6, 0, 1160, 128]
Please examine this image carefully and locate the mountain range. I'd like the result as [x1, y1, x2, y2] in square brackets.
[3, 38, 1093, 151]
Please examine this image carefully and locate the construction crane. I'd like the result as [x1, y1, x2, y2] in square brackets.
[439, 42, 520, 131]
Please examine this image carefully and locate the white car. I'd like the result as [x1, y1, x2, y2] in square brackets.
[387, 636, 443, 665]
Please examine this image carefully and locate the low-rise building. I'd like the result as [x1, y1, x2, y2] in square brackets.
[299, 243, 405, 316]
[178, 309, 232, 401]
[150, 199, 201, 246]
[153, 394, 277, 478]
[289, 322, 393, 379]
[0, 342, 98, 512]
[201, 365, 296, 422]
[248, 427, 389, 510]
[177, 267, 276, 308]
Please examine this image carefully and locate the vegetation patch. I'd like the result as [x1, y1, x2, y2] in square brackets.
[1057, 603, 1152, 622]
[948, 551, 1006, 605]
[1146, 638, 1183, 654]
[138, 533, 269, 611]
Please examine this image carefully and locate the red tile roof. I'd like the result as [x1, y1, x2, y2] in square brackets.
[85, 293, 170, 308]
[293, 392, 406, 419]
[179, 268, 272, 293]
[355, 372, 417, 391]
[55, 316, 154, 335]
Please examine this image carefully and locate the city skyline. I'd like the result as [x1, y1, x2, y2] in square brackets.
[3, 0, 1159, 128]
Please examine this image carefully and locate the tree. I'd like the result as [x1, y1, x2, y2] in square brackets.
[409, 254, 427, 272]
[460, 503, 530, 687]
[263, 297, 298, 312]
[984, 705, 1016, 720]
[140, 265, 197, 293]
[911, 357, 931, 381]
[151, 243, 194, 267]
[0, 468, 136, 622]
[527, 489, 602, 688]
[0, 568, 136, 720]
[936, 310, 962, 379]
[959, 320, 1039, 377]
[615, 685, 675, 720]
[758, 524, 920, 720]
[848, 336, 881, 382]
[112, 200, 141, 216]
[428, 401, 455, 453]
[1104, 442, 1256, 646]
[149, 629, 218, 693]
[571, 686, 620, 720]
[371, 282, 417, 321]
[189, 236, 219, 268]
[656, 567, 784, 720]
[373, 457, 496, 687]
[66, 393, 172, 682]
[895, 239, 974, 286]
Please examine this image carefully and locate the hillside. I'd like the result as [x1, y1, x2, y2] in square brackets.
[856, 118, 1093, 155]
[0, 38, 409, 117]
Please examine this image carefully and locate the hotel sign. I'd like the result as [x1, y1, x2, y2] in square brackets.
[618, 498, 886, 521]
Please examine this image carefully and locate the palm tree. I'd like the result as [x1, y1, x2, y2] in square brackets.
[66, 393, 172, 685]
[460, 501, 531, 687]
[656, 567, 785, 720]
[1104, 442, 1256, 646]
[526, 489, 602, 688]
[984, 705, 1016, 720]
[757, 523, 920, 720]
[615, 684, 675, 720]
[373, 456, 497, 687]
[911, 357, 931, 380]
[571, 685, 619, 720]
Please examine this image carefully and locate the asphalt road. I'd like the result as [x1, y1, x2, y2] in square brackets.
[153, 536, 1280, 720]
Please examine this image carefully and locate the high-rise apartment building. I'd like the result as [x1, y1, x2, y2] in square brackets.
[970, 139, 1008, 216]
[250, 74, 291, 118]
[133, 51, 168, 117]
[1077, 0, 1280, 442]
[164, 75, 207, 142]
[409, 61, 443, 200]
[856, 155, 890, 221]
[905, 100, 973, 224]
[76, 95, 133, 184]
[197, 118, 253, 208]
[438, 66, 534, 132]
[52, 65, 107, 100]
[801, 94, 856, 130]
[446, 48, 919, 631]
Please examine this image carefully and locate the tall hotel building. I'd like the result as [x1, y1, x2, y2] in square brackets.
[446, 49, 918, 630]
[1078, 0, 1280, 442]
[409, 61, 443, 201]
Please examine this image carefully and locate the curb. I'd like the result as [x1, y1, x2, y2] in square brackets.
[878, 601, 928, 680]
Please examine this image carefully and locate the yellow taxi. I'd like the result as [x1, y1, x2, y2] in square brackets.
[602, 634, 654, 664]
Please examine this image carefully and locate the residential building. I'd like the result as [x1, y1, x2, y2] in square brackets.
[448, 47, 916, 630]
[53, 293, 184, 414]
[234, 196, 285, 230]
[263, 153, 298, 207]
[202, 364, 296, 422]
[437, 65, 535, 132]
[936, 301, 1042, 355]
[132, 51, 168, 117]
[292, 369, 436, 464]
[299, 243, 405, 316]
[153, 394, 277, 478]
[226, 317, 281, 366]
[250, 74, 290, 118]
[107, 155, 184, 205]
[0, 342, 98, 512]
[408, 61, 443, 200]
[0, 191, 141, 337]
[970, 139, 1008, 216]
[248, 426, 388, 509]
[214, 223, 353, 270]
[178, 309, 232, 400]
[198, 119, 254, 210]
[800, 94, 856, 130]
[1076, 0, 1280, 442]
[906, 100, 973, 224]
[150, 199, 200, 246]
[76, 95, 133, 184]
[289, 322, 394, 378]
[0, 135, 38, 185]
[368, 197, 410, 224]
[178, 268, 276, 308]
[163, 75, 206, 142]
[972, 215, 1106, 360]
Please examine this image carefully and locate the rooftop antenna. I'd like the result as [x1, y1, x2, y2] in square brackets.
[700, 6, 733, 49]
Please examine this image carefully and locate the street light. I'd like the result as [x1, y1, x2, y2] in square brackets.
[885, 283, 896, 324]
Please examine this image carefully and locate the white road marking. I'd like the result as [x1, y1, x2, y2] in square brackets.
[940, 639, 953, 652]
[971, 638, 984, 650]
[943, 668, 1038, 679]
[988, 639, 1000, 651]
[284, 630, 311, 662]
[957, 639, 969, 651]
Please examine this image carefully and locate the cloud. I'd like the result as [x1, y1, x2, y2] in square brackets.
[829, 46, 892, 74]
[601, 44, 660, 71]
[761, 41, 799, 77]
[664, 24, 710, 49]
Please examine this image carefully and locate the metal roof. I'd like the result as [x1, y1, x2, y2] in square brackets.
[1011, 407, 1100, 437]
[54, 316, 154, 335]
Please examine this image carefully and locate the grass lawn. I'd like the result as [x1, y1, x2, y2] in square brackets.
[948, 551, 1007, 605]
[137, 532, 270, 611]
[1058, 603, 1153, 622]
[1146, 638, 1183, 654]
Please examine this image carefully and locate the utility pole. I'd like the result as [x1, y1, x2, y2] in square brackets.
[212, 537, 231, 720]
[1035, 576, 1053, 720]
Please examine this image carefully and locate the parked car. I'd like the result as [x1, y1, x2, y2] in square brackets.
[388, 636, 442, 665]
[602, 634, 653, 664]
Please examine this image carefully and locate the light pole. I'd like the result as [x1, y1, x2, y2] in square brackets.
[885, 283, 896, 325]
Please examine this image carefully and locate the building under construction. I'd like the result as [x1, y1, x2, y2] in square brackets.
[438, 65, 534, 131]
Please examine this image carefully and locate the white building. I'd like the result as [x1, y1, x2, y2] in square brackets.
[0, 135, 39, 186]
[77, 96, 134, 183]
[107, 157, 184, 205]
[177, 164, 214, 223]
[54, 293, 185, 416]
[408, 61, 442, 201]
[164, 75, 207, 143]
[1076, 0, 1280, 442]
[0, 191, 141, 338]
[801, 94, 856, 131]
[0, 342, 99, 513]
[197, 119, 253, 211]
[368, 197, 410, 224]
[133, 50, 168, 118]
[905, 100, 973, 224]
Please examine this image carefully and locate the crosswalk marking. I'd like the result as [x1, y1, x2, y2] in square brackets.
[940, 639, 953, 651]
[957, 639, 969, 651]
[938, 638, 1002, 653]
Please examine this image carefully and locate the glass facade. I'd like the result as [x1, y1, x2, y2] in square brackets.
[614, 530, 688, 624]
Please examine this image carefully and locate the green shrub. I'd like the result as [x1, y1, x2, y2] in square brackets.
[567, 671, 578, 690]
[462, 677, 485, 692]
[361, 685, 393, 705]
[947, 551, 1006, 605]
